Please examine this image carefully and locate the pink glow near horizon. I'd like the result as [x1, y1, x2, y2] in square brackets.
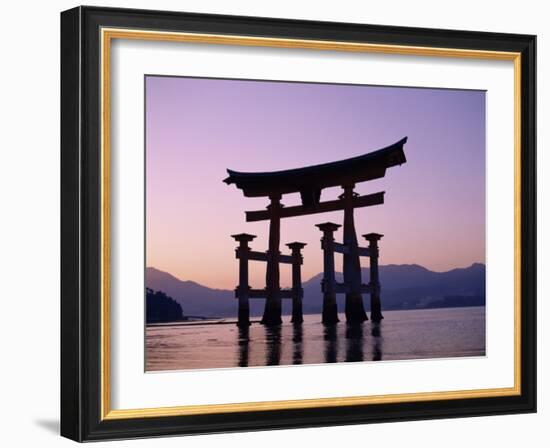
[146, 76, 485, 289]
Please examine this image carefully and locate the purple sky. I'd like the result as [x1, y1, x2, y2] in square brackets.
[146, 76, 486, 289]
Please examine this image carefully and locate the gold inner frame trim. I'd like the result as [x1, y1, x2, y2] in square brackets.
[100, 27, 522, 421]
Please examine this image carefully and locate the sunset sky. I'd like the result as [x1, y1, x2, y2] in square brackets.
[145, 76, 486, 290]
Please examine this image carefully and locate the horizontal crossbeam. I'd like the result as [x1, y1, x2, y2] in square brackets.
[334, 243, 370, 257]
[334, 243, 348, 255]
[245, 191, 385, 222]
[358, 247, 371, 257]
[361, 283, 374, 294]
[237, 251, 295, 264]
[335, 283, 349, 294]
[242, 288, 297, 299]
[322, 283, 374, 294]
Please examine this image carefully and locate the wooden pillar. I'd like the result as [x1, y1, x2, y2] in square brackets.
[262, 194, 283, 326]
[316, 222, 341, 325]
[341, 184, 368, 323]
[287, 242, 306, 324]
[363, 233, 384, 322]
[232, 233, 256, 327]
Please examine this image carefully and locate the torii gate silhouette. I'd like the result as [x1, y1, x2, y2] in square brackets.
[224, 137, 408, 327]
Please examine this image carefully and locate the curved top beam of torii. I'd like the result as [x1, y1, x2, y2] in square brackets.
[223, 136, 407, 206]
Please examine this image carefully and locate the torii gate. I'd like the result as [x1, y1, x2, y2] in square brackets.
[224, 137, 408, 326]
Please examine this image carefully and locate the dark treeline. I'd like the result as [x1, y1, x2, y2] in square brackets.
[146, 288, 186, 323]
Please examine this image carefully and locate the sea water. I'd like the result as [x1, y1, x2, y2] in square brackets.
[146, 306, 485, 371]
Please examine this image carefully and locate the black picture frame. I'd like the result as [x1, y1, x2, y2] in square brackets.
[61, 5, 536, 442]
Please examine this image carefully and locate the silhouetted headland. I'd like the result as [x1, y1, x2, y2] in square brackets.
[146, 288, 186, 324]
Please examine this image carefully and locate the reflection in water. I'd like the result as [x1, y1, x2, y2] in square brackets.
[237, 326, 250, 367]
[292, 324, 304, 365]
[265, 326, 282, 366]
[371, 322, 383, 361]
[323, 325, 338, 363]
[236, 319, 383, 367]
[345, 323, 364, 362]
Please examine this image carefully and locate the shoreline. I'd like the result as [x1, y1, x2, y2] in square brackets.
[146, 305, 485, 328]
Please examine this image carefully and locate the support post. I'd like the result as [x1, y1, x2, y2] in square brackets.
[363, 233, 384, 322]
[341, 184, 368, 323]
[232, 233, 256, 327]
[262, 194, 283, 325]
[286, 242, 306, 324]
[317, 222, 341, 325]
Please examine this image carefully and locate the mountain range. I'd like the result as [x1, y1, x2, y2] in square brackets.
[145, 263, 485, 318]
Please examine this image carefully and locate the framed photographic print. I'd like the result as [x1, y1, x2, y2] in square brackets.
[60, 6, 536, 442]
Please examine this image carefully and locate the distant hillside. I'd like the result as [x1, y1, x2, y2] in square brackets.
[146, 267, 234, 318]
[145, 263, 485, 318]
[301, 263, 485, 313]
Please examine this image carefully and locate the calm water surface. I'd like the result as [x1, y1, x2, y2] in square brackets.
[146, 307, 485, 371]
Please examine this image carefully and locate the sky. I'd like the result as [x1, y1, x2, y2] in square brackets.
[146, 76, 486, 290]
